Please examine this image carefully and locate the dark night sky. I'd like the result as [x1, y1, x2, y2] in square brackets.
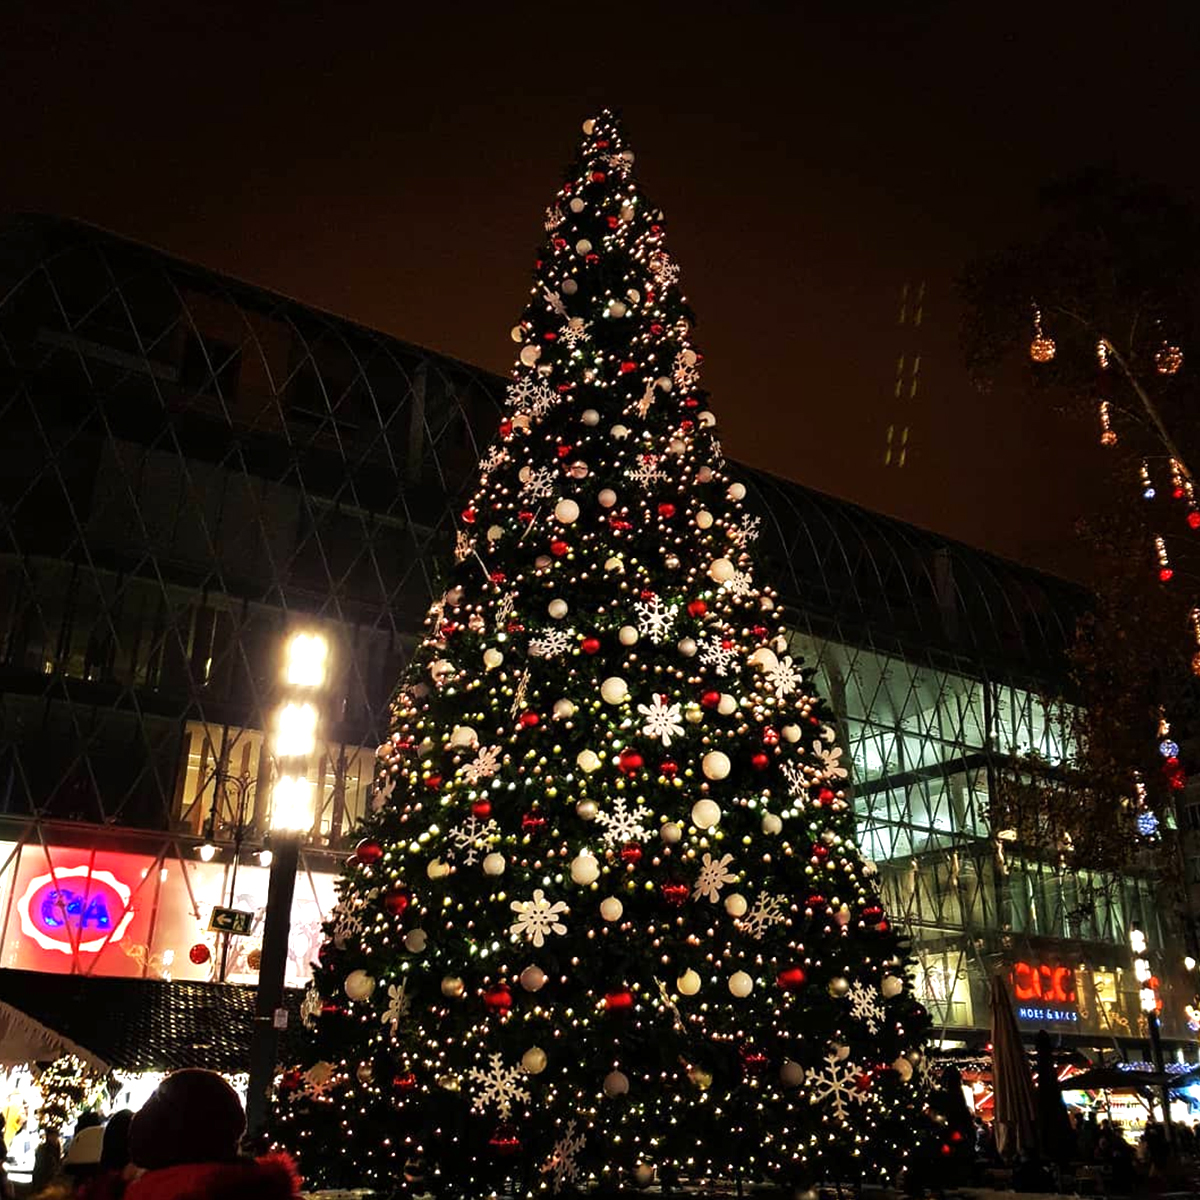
[5, 2, 1199, 577]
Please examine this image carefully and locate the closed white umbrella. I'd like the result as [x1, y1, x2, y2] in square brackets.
[990, 973, 1037, 1160]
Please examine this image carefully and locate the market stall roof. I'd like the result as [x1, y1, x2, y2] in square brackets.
[0, 999, 110, 1073]
[1060, 1065, 1200, 1093]
[0, 970, 304, 1072]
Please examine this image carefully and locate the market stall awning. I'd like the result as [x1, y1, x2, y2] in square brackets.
[0, 998, 109, 1073]
[0, 969, 304, 1073]
[1060, 1065, 1200, 1094]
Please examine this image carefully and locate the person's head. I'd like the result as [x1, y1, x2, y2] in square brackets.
[74, 1111, 103, 1136]
[100, 1109, 133, 1170]
[43, 1127, 61, 1147]
[129, 1069, 245, 1170]
[62, 1123, 104, 1177]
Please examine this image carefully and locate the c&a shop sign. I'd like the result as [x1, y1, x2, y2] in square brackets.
[16, 864, 136, 954]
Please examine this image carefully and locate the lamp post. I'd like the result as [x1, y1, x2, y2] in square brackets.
[246, 630, 328, 1143]
[1131, 923, 1173, 1142]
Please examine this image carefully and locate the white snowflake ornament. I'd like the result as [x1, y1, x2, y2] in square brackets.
[510, 888, 569, 947]
[693, 852, 738, 903]
[595, 795, 652, 847]
[467, 1052, 532, 1120]
[637, 694, 684, 745]
[632, 595, 678, 643]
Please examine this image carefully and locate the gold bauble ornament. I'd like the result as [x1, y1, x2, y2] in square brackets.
[1029, 334, 1056, 363]
[1156, 343, 1184, 375]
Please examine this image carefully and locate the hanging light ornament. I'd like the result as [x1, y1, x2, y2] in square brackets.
[1098, 400, 1117, 447]
[1140, 461, 1156, 501]
[1170, 458, 1187, 501]
[1155, 341, 1183, 376]
[1190, 609, 1200, 677]
[1155, 535, 1173, 582]
[1096, 339, 1110, 369]
[1029, 306, 1056, 362]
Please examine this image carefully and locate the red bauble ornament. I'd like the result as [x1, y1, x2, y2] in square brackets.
[189, 943, 211, 965]
[661, 881, 689, 906]
[751, 624, 769, 639]
[818, 787, 836, 805]
[519, 510, 535, 523]
[425, 774, 442, 790]
[1160, 567, 1175, 582]
[483, 985, 513, 1013]
[776, 965, 807, 991]
[356, 838, 384, 865]
[552, 237, 567, 250]
[687, 599, 708, 617]
[609, 517, 632, 531]
[650, 322, 664, 336]
[604, 988, 634, 1012]
[751, 752, 770, 770]
[499, 419, 513, 438]
[618, 748, 644, 775]
[472, 799, 493, 819]
[684, 395, 698, 407]
[392, 1071, 418, 1092]
[812, 843, 829, 861]
[806, 893, 826, 909]
[606, 215, 619, 229]
[660, 759, 679, 778]
[740, 1045, 769, 1074]
[543, 330, 557, 341]
[521, 809, 547, 833]
[657, 503, 676, 519]
[591, 171, 606, 183]
[489, 571, 506, 585]
[461, 507, 476, 524]
[550, 539, 569, 557]
[279, 1069, 303, 1093]
[581, 636, 601, 655]
[556, 444, 573, 459]
[620, 843, 643, 865]
[489, 1124, 522, 1155]
[863, 905, 884, 925]
[585, 253, 599, 265]
[383, 886, 411, 917]
[519, 710, 540, 728]
[762, 727, 779, 745]
[620, 361, 637, 374]
[1189, 511, 1200, 530]
[700, 690, 721, 709]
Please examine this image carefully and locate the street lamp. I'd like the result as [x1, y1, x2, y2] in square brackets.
[1130, 922, 1173, 1141]
[246, 629, 328, 1142]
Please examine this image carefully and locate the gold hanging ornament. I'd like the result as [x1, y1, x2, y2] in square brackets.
[1155, 341, 1183, 375]
[1029, 306, 1056, 362]
[1098, 400, 1117, 447]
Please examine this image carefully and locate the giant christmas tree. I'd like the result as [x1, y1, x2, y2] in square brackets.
[276, 110, 931, 1196]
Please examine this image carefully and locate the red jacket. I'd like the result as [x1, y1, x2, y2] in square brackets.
[123, 1154, 301, 1200]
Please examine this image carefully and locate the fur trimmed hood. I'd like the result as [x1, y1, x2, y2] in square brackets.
[123, 1153, 302, 1200]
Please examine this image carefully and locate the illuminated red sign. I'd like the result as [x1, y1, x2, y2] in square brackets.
[1012, 960, 1077, 1004]
[16, 865, 135, 954]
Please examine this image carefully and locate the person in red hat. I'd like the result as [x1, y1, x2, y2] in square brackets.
[123, 1070, 300, 1200]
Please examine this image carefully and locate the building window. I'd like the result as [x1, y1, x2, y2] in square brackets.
[181, 332, 241, 399]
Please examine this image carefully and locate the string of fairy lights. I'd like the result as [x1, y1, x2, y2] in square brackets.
[1029, 310, 1190, 803]
[272, 112, 936, 1196]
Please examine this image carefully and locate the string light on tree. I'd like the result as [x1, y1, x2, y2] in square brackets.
[1029, 305, 1056, 362]
[1155, 535, 1173, 582]
[275, 109, 931, 1197]
[1155, 341, 1184, 376]
[1098, 400, 1117, 447]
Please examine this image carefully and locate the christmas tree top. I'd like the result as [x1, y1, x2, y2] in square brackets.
[277, 109, 932, 1197]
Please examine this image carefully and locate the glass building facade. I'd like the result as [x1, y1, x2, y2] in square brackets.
[0, 215, 1187, 1052]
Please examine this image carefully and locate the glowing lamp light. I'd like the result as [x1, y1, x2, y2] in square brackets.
[1129, 927, 1147, 955]
[274, 702, 318, 758]
[284, 632, 328, 688]
[271, 773, 313, 832]
[199, 842, 216, 862]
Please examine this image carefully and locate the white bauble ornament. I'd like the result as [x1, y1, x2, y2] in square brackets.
[522, 1047, 548, 1075]
[582, 117, 595, 133]
[598, 488, 617, 507]
[680, 348, 698, 366]
[603, 1070, 630, 1097]
[344, 969, 376, 1002]
[677, 969, 701, 996]
[619, 625, 639, 646]
[661, 821, 682, 843]
[576, 799, 598, 820]
[634, 1163, 655, 1188]
[449, 725, 478, 749]
[562, 277, 579, 295]
[828, 976, 851, 998]
[510, 325, 524, 343]
[728, 971, 754, 998]
[717, 693, 737, 716]
[667, 437, 686, 456]
[708, 558, 735, 583]
[724, 892, 748, 918]
[762, 812, 783, 835]
[600, 676, 629, 704]
[600, 896, 624, 921]
[430, 659, 455, 683]
[519, 345, 540, 367]
[749, 647, 779, 671]
[686, 707, 704, 725]
[678, 636, 697, 657]
[440, 975, 465, 998]
[570, 852, 600, 885]
[357, 1061, 374, 1084]
[520, 965, 546, 992]
[604, 556, 624, 572]
[834, 905, 851, 926]
[692, 798, 722, 828]
[665, 554, 680, 570]
[701, 752, 731, 782]
[698, 410, 716, 428]
[581, 408, 600, 426]
[575, 239, 592, 255]
[483, 852, 506, 876]
[881, 975, 904, 999]
[569, 460, 588, 479]
[611, 424, 630, 439]
[568, 197, 586, 215]
[608, 299, 627, 318]
[892, 1055, 914, 1081]
[727, 482, 746, 500]
[782, 724, 801, 743]
[487, 524, 503, 543]
[696, 466, 713, 483]
[577, 749, 601, 773]
[696, 510, 714, 529]
[404, 929, 427, 953]
[553, 698, 575, 719]
[548, 599, 569, 619]
[780, 1059, 805, 1088]
[554, 499, 580, 524]
[427, 859, 450, 879]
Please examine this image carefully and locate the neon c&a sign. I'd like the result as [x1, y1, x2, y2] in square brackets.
[16, 866, 135, 954]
